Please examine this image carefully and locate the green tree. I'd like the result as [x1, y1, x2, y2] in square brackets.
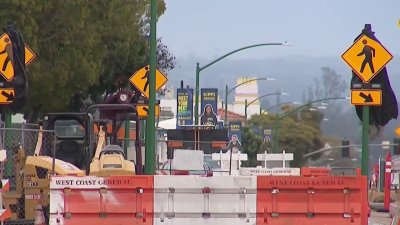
[0, 0, 175, 121]
[243, 111, 324, 167]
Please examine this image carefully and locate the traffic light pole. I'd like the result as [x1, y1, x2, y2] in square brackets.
[361, 106, 370, 176]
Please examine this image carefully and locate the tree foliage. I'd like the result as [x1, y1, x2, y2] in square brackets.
[243, 110, 325, 167]
[306, 67, 347, 102]
[0, 0, 175, 121]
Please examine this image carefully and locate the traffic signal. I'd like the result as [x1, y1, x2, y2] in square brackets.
[341, 139, 350, 158]
[393, 138, 400, 155]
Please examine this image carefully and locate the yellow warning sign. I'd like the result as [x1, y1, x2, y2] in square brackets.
[0, 33, 37, 81]
[0, 88, 15, 104]
[0, 34, 15, 81]
[136, 104, 160, 118]
[395, 127, 400, 137]
[351, 89, 382, 106]
[129, 65, 168, 99]
[342, 35, 392, 83]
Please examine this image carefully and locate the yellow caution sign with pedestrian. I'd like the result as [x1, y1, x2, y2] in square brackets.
[129, 65, 168, 99]
[0, 33, 36, 81]
[342, 34, 393, 83]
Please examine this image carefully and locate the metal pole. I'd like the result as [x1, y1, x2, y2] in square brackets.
[225, 85, 228, 124]
[124, 120, 129, 157]
[194, 63, 200, 125]
[274, 118, 280, 153]
[144, 0, 157, 175]
[4, 110, 12, 177]
[361, 106, 370, 176]
[244, 99, 248, 120]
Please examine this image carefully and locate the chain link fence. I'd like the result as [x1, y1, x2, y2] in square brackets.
[0, 123, 56, 225]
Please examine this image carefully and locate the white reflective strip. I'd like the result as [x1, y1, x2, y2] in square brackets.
[49, 190, 64, 214]
[386, 162, 392, 166]
[386, 169, 392, 173]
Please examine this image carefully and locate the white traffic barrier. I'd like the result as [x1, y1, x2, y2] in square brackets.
[154, 175, 257, 225]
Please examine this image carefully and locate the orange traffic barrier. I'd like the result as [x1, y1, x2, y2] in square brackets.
[50, 175, 154, 225]
[257, 175, 368, 225]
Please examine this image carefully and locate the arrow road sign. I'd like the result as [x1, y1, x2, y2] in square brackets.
[0, 88, 15, 104]
[351, 89, 382, 106]
[136, 104, 160, 118]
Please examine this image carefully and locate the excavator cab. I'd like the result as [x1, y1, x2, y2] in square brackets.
[86, 104, 138, 176]
[42, 113, 90, 170]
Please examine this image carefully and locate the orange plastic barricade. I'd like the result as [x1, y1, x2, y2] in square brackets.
[257, 175, 368, 225]
[49, 176, 154, 225]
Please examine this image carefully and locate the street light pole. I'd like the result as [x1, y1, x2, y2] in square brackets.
[225, 77, 269, 124]
[144, 0, 157, 175]
[272, 97, 349, 153]
[244, 92, 288, 119]
[194, 42, 290, 125]
[262, 101, 300, 114]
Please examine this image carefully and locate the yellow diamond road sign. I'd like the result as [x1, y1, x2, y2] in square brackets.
[351, 89, 382, 106]
[0, 88, 15, 104]
[129, 65, 168, 99]
[395, 127, 400, 137]
[342, 34, 393, 83]
[0, 33, 36, 81]
[137, 104, 160, 118]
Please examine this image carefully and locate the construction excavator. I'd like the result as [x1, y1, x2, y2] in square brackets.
[2, 90, 142, 224]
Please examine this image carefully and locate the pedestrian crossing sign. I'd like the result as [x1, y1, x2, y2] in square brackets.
[129, 65, 168, 99]
[342, 34, 393, 83]
[0, 33, 36, 81]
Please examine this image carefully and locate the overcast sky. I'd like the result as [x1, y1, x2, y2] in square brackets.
[158, 0, 400, 60]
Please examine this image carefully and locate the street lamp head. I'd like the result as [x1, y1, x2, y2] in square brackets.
[266, 77, 276, 81]
[282, 41, 294, 46]
[317, 105, 327, 110]
[280, 92, 290, 96]
[292, 101, 302, 105]
[345, 96, 351, 100]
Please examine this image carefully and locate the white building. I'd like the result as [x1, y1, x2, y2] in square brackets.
[228, 77, 260, 119]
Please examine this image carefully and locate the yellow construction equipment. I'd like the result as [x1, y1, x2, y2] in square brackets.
[2, 101, 140, 223]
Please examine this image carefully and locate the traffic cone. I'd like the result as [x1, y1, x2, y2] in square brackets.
[34, 199, 46, 225]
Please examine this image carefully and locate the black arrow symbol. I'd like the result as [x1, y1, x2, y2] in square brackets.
[143, 107, 149, 115]
[1, 91, 14, 102]
[359, 92, 373, 103]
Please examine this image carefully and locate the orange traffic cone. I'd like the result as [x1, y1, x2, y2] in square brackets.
[34, 200, 46, 225]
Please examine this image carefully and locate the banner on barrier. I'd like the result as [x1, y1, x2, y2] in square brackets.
[240, 167, 300, 176]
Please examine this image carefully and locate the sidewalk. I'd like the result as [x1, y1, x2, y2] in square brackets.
[369, 211, 392, 225]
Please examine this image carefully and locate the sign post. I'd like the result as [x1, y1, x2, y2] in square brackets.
[341, 24, 393, 176]
[0, 27, 36, 177]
